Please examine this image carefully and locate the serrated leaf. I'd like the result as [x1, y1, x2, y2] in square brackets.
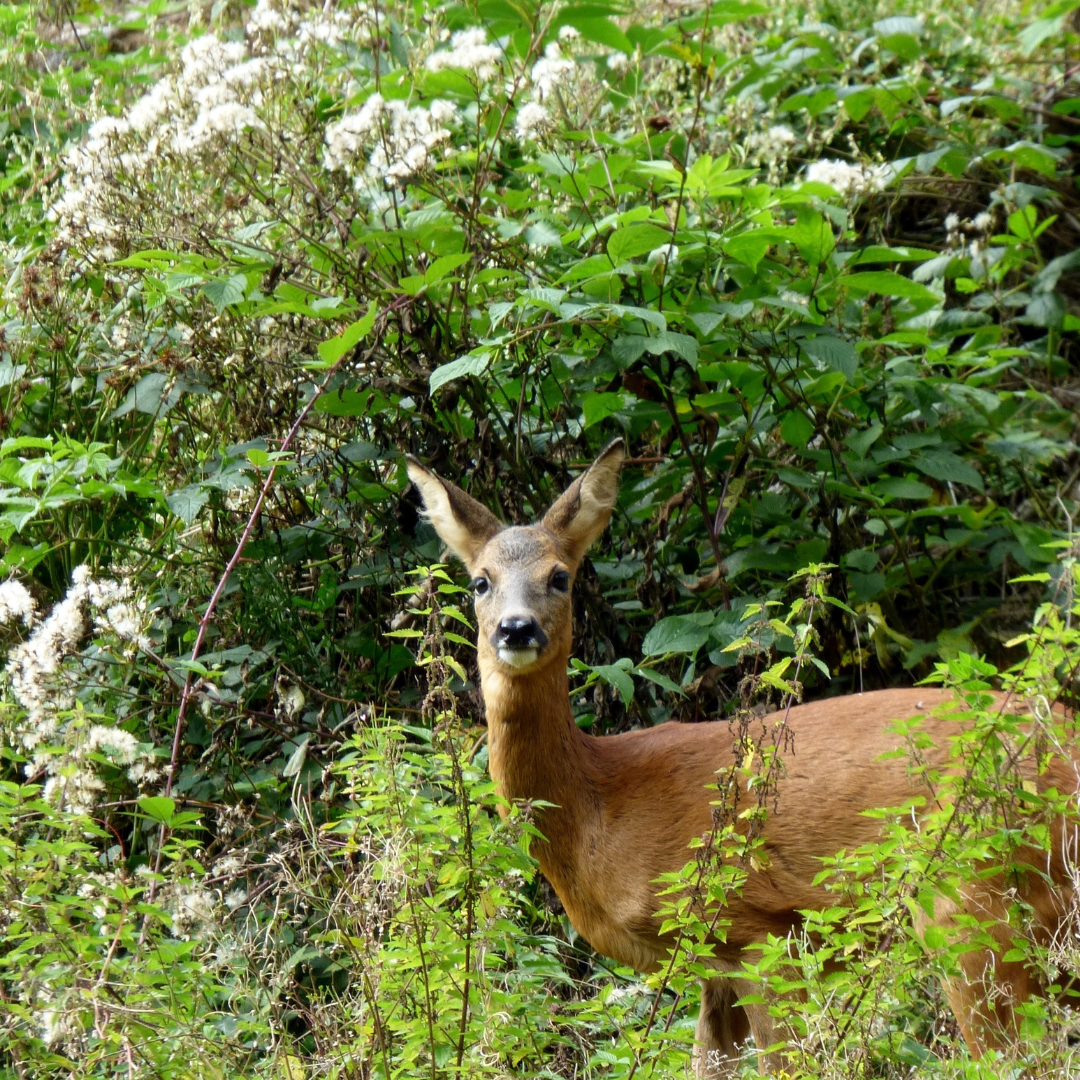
[317, 303, 379, 366]
[201, 274, 248, 312]
[591, 663, 635, 704]
[138, 796, 176, 823]
[780, 410, 814, 448]
[801, 336, 858, 379]
[166, 484, 210, 525]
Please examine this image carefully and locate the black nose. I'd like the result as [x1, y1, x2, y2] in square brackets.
[494, 616, 548, 649]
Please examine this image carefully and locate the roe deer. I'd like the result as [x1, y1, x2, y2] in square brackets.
[405, 438, 1079, 1076]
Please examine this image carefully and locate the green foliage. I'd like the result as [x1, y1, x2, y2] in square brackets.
[0, 0, 1079, 1075]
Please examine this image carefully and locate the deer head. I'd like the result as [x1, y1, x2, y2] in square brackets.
[405, 440, 625, 676]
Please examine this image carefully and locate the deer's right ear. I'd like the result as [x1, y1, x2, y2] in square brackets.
[405, 457, 502, 567]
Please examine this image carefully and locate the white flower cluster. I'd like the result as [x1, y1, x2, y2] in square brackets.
[426, 27, 502, 82]
[946, 210, 993, 245]
[514, 101, 550, 142]
[324, 93, 456, 188]
[530, 42, 576, 102]
[3, 568, 155, 814]
[747, 124, 797, 161]
[48, 32, 273, 252]
[0, 580, 35, 627]
[805, 158, 889, 197]
[171, 884, 217, 939]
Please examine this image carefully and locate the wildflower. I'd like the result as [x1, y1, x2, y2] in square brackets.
[127, 79, 179, 132]
[44, 767, 105, 814]
[126, 760, 162, 784]
[515, 102, 550, 141]
[606, 51, 630, 72]
[171, 886, 216, 938]
[804, 158, 888, 196]
[429, 99, 457, 126]
[326, 95, 452, 187]
[0, 580, 35, 627]
[558, 24, 580, 41]
[945, 213, 960, 232]
[426, 27, 502, 82]
[246, 0, 290, 35]
[973, 211, 992, 232]
[531, 42, 575, 102]
[225, 888, 248, 910]
[86, 725, 140, 764]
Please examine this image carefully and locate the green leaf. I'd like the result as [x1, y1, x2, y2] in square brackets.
[875, 477, 933, 500]
[642, 615, 713, 655]
[789, 206, 835, 267]
[591, 662, 635, 704]
[282, 735, 309, 778]
[425, 253, 471, 284]
[608, 224, 672, 263]
[912, 450, 984, 492]
[430, 351, 493, 392]
[316, 303, 379, 366]
[201, 274, 248, 312]
[635, 667, 686, 696]
[138, 796, 176, 823]
[846, 422, 882, 459]
[723, 229, 785, 272]
[843, 272, 939, 302]
[780, 410, 815, 448]
[582, 391, 625, 428]
[165, 484, 210, 525]
[801, 336, 857, 379]
[563, 16, 633, 53]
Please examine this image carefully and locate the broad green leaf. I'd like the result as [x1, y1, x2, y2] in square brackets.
[843, 272, 939, 302]
[138, 796, 176, 823]
[608, 224, 672, 263]
[789, 206, 835, 268]
[780, 410, 814, 448]
[875, 477, 933, 500]
[430, 350, 494, 392]
[166, 484, 210, 524]
[582, 391, 625, 428]
[642, 615, 713, 655]
[801, 336, 857, 379]
[591, 662, 635, 704]
[317, 303, 379, 366]
[201, 274, 248, 312]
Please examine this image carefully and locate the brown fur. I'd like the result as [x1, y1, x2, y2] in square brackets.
[406, 442, 1080, 1075]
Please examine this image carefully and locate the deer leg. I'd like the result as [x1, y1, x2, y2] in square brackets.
[920, 889, 1038, 1059]
[694, 976, 752, 1078]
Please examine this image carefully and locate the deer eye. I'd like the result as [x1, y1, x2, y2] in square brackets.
[471, 576, 489, 596]
[550, 570, 570, 593]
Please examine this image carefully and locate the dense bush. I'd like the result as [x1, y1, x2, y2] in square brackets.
[0, 0, 1078, 1074]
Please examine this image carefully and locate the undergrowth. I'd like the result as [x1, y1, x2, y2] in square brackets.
[0, 0, 1078, 1074]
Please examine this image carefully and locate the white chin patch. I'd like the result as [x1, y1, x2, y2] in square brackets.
[498, 647, 538, 669]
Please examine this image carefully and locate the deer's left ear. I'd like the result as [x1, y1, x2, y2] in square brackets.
[541, 439, 624, 566]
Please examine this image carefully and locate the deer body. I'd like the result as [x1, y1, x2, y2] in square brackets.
[406, 441, 1079, 1075]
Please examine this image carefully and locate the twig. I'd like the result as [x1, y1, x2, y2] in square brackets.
[144, 331, 377, 906]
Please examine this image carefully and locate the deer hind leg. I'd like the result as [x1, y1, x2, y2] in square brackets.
[694, 976, 751, 1078]
[694, 975, 779, 1077]
[921, 889, 1038, 1058]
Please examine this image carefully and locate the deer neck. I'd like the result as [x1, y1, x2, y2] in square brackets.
[480, 656, 593, 844]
